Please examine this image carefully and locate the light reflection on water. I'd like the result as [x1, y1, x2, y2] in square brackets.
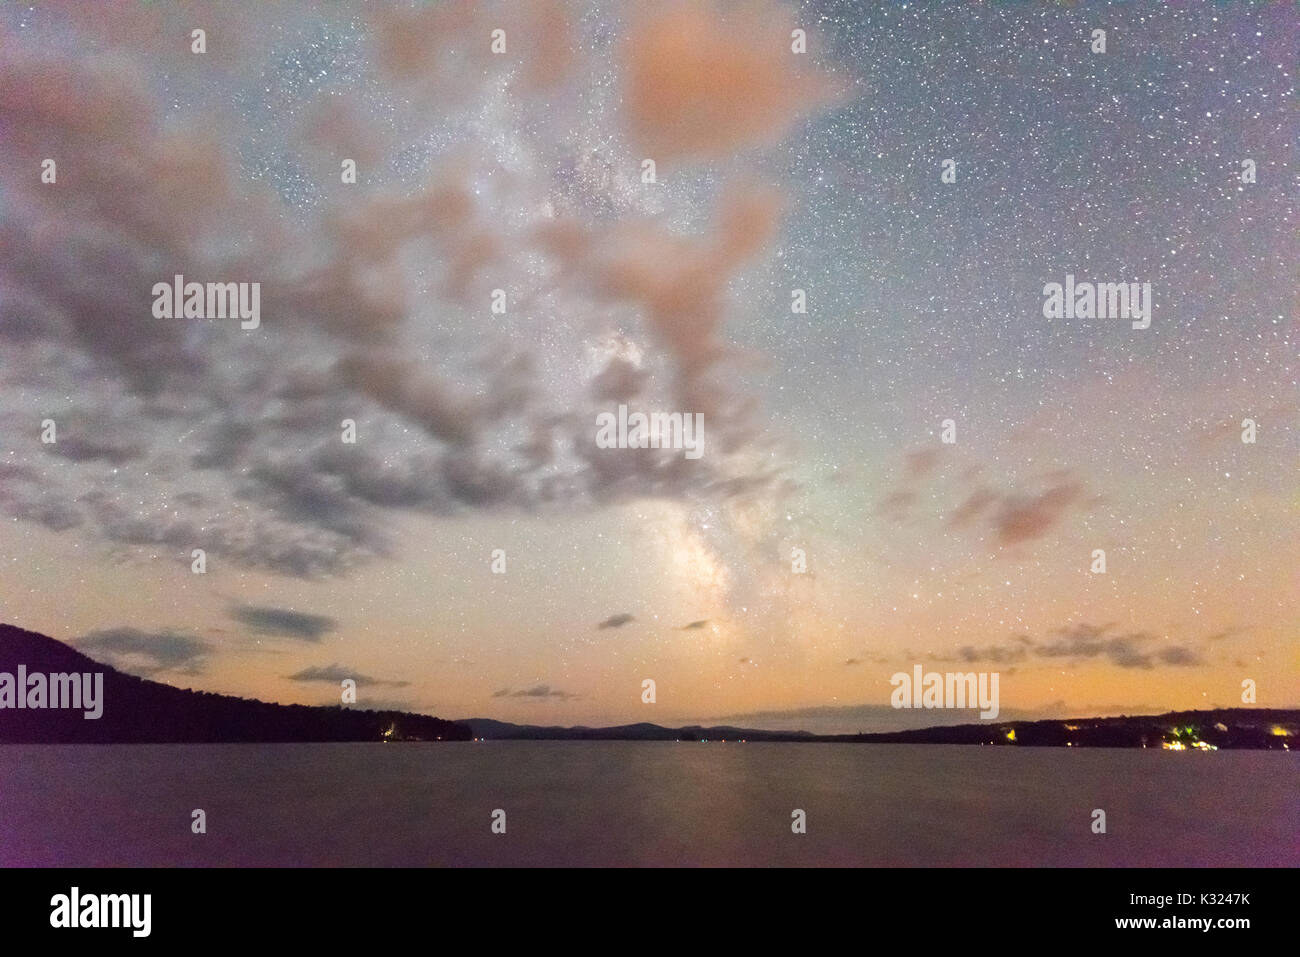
[1, 742, 1295, 866]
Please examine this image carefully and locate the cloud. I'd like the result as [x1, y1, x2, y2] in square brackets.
[623, 0, 841, 162]
[949, 486, 998, 528]
[40, 411, 147, 465]
[992, 477, 1087, 546]
[580, 183, 787, 452]
[597, 614, 636, 630]
[1032, 623, 1204, 670]
[844, 652, 891, 666]
[0, 465, 85, 531]
[875, 489, 917, 521]
[284, 664, 409, 688]
[492, 685, 580, 701]
[591, 357, 650, 403]
[877, 443, 1091, 548]
[902, 448, 942, 480]
[930, 643, 1029, 665]
[928, 624, 1210, 671]
[231, 605, 337, 642]
[75, 627, 210, 676]
[874, 448, 948, 523]
[1155, 646, 1204, 667]
[677, 620, 709, 630]
[371, 0, 574, 96]
[0, 1, 833, 579]
[332, 352, 493, 447]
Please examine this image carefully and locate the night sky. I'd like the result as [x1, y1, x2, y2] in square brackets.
[0, 0, 1295, 733]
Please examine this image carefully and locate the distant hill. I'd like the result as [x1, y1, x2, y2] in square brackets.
[463, 718, 816, 742]
[465, 711, 1298, 749]
[831, 709, 1297, 749]
[0, 623, 471, 743]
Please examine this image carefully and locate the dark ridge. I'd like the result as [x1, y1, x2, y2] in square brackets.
[825, 710, 1298, 749]
[462, 718, 816, 741]
[463, 711, 1298, 749]
[0, 623, 471, 743]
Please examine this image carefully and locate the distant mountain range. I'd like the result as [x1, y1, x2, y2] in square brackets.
[462, 718, 819, 742]
[465, 712, 1297, 749]
[3, 623, 1295, 748]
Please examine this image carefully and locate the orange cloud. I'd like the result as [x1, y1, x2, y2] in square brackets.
[624, 0, 842, 162]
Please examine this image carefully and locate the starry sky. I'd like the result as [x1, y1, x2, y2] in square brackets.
[0, 0, 1295, 733]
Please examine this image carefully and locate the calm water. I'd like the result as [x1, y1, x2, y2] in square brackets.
[1, 742, 1295, 866]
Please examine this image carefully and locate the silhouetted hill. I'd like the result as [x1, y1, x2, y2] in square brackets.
[464, 718, 815, 741]
[830, 709, 1297, 749]
[464, 710, 1298, 749]
[0, 623, 471, 743]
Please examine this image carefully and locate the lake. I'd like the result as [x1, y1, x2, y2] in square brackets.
[1, 742, 1294, 866]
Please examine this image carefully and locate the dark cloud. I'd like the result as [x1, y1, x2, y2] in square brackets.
[597, 614, 635, 630]
[75, 627, 210, 676]
[677, 620, 709, 630]
[1155, 646, 1205, 667]
[284, 664, 409, 688]
[930, 643, 1029, 665]
[0, 458, 77, 530]
[929, 623, 1211, 671]
[1032, 623, 1204, 670]
[493, 685, 580, 701]
[846, 652, 891, 666]
[42, 428, 146, 465]
[591, 357, 650, 402]
[231, 605, 337, 641]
